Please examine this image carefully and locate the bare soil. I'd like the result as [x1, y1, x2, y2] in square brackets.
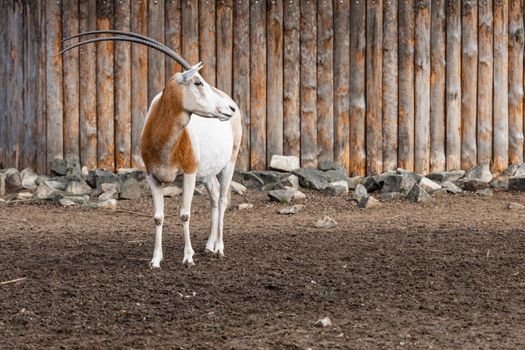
[1, 190, 525, 349]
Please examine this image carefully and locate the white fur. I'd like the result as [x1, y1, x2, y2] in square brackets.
[186, 115, 234, 178]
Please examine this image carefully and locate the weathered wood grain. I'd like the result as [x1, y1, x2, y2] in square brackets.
[461, 0, 478, 169]
[477, 0, 493, 165]
[283, 0, 300, 159]
[250, 0, 267, 170]
[46, 0, 63, 166]
[37, 0, 47, 173]
[182, 0, 199, 64]
[508, 0, 524, 165]
[414, 0, 430, 174]
[148, 0, 165, 104]
[382, 0, 397, 172]
[199, 0, 216, 85]
[333, 0, 350, 171]
[266, 0, 284, 163]
[96, 0, 114, 170]
[115, 0, 131, 169]
[317, 0, 334, 164]
[0, 1, 6, 168]
[131, 0, 147, 168]
[430, 0, 446, 172]
[398, 0, 414, 171]
[349, 0, 366, 176]
[217, 0, 233, 95]
[366, 0, 383, 175]
[7, 0, 24, 168]
[446, 0, 461, 170]
[79, 0, 97, 170]
[165, 0, 183, 78]
[23, 0, 39, 169]
[62, 0, 79, 161]
[300, 0, 317, 168]
[493, 0, 508, 172]
[233, 0, 250, 170]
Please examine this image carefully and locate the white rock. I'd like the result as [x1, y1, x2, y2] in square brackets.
[34, 181, 57, 199]
[98, 188, 118, 201]
[20, 168, 38, 190]
[315, 317, 332, 327]
[509, 202, 525, 210]
[97, 199, 117, 210]
[17, 192, 33, 199]
[101, 183, 118, 192]
[515, 163, 525, 177]
[163, 185, 183, 197]
[292, 189, 306, 200]
[419, 177, 441, 192]
[238, 203, 254, 210]
[269, 155, 300, 172]
[230, 181, 247, 195]
[59, 198, 77, 207]
[278, 205, 304, 215]
[315, 216, 337, 229]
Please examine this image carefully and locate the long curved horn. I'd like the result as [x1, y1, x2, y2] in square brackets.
[62, 30, 190, 69]
[59, 33, 191, 70]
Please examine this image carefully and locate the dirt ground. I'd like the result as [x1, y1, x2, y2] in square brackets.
[1, 189, 525, 349]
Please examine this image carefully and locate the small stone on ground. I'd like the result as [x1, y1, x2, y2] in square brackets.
[315, 216, 337, 229]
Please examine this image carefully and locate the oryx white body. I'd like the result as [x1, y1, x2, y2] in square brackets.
[141, 65, 242, 268]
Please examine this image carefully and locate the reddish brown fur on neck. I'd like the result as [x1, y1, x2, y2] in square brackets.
[140, 78, 198, 180]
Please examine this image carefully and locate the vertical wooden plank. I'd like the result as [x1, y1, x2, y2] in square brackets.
[508, 0, 524, 165]
[477, 0, 493, 165]
[317, 0, 334, 164]
[430, 0, 446, 172]
[233, 0, 250, 170]
[115, 0, 131, 169]
[333, 0, 350, 171]
[62, 0, 80, 161]
[366, 0, 382, 175]
[79, 0, 97, 170]
[446, 0, 461, 170]
[283, 0, 300, 159]
[300, 0, 317, 168]
[148, 0, 165, 104]
[461, 0, 478, 169]
[199, 0, 216, 85]
[0, 1, 8, 168]
[131, 0, 148, 168]
[349, 0, 366, 176]
[7, 0, 24, 168]
[36, 0, 47, 173]
[217, 0, 233, 94]
[397, 1, 414, 171]
[166, 0, 183, 78]
[382, 0, 397, 172]
[493, 0, 508, 172]
[414, 0, 430, 174]
[23, 0, 39, 169]
[250, 0, 267, 170]
[182, 0, 199, 64]
[46, 0, 63, 167]
[96, 0, 114, 170]
[267, 0, 284, 163]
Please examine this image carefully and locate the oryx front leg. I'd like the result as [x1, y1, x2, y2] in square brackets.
[203, 176, 220, 253]
[181, 173, 197, 266]
[215, 163, 235, 257]
[148, 175, 164, 268]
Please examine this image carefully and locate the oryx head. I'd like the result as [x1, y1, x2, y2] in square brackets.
[59, 30, 235, 121]
[173, 62, 235, 121]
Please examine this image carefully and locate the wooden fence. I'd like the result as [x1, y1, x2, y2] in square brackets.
[1, 0, 525, 176]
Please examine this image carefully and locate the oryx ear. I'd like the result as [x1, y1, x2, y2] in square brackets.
[175, 62, 204, 84]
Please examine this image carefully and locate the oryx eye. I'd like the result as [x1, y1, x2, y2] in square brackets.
[194, 80, 203, 86]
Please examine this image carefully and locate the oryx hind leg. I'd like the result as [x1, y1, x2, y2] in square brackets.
[203, 176, 220, 253]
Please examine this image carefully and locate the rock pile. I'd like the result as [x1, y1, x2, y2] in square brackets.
[1, 157, 525, 210]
